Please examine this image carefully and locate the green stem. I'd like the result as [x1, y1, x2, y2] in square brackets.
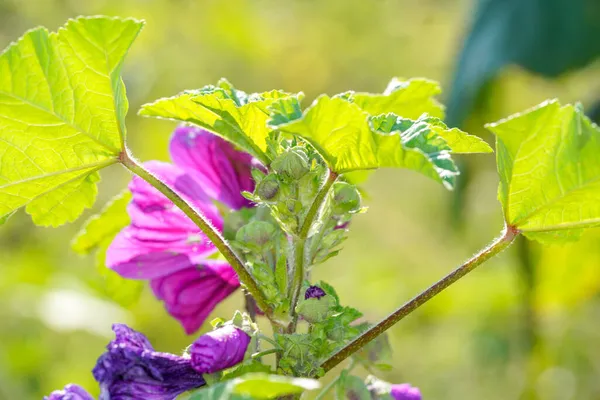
[120, 151, 272, 314]
[251, 348, 281, 359]
[320, 225, 519, 372]
[287, 170, 338, 331]
[287, 238, 306, 331]
[299, 170, 338, 239]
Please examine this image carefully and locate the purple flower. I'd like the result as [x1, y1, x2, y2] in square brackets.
[390, 384, 422, 400]
[107, 126, 255, 333]
[190, 325, 251, 374]
[93, 324, 205, 400]
[44, 384, 94, 400]
[304, 285, 326, 300]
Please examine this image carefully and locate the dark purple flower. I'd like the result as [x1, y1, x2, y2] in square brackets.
[305, 285, 326, 300]
[190, 325, 251, 374]
[107, 126, 255, 333]
[390, 383, 422, 400]
[93, 324, 205, 400]
[44, 384, 94, 400]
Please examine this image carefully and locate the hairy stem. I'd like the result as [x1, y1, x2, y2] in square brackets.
[320, 225, 519, 372]
[299, 170, 338, 238]
[287, 170, 338, 330]
[287, 238, 306, 332]
[120, 151, 272, 314]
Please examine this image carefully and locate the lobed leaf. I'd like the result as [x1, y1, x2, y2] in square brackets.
[139, 79, 301, 165]
[275, 96, 488, 188]
[0, 16, 143, 226]
[488, 100, 600, 243]
[340, 77, 445, 119]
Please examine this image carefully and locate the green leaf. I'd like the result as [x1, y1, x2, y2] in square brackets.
[341, 77, 445, 119]
[232, 373, 320, 399]
[412, 115, 492, 153]
[487, 100, 600, 243]
[180, 382, 244, 400]
[183, 374, 320, 400]
[72, 191, 143, 306]
[0, 16, 143, 226]
[139, 79, 300, 165]
[276, 96, 470, 187]
[72, 191, 131, 254]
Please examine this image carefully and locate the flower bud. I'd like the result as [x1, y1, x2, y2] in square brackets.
[191, 325, 251, 374]
[305, 285, 326, 300]
[235, 221, 276, 249]
[44, 384, 93, 400]
[272, 148, 310, 180]
[332, 182, 361, 215]
[296, 285, 335, 323]
[256, 174, 280, 200]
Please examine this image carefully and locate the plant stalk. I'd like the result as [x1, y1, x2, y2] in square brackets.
[287, 170, 338, 331]
[320, 224, 519, 372]
[299, 170, 338, 239]
[120, 151, 272, 314]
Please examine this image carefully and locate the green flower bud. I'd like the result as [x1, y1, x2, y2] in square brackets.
[235, 221, 276, 249]
[256, 174, 280, 201]
[295, 287, 335, 323]
[272, 147, 310, 180]
[332, 182, 361, 215]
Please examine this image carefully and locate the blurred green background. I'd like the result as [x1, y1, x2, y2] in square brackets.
[1, 0, 600, 399]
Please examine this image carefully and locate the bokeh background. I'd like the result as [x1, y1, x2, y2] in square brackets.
[1, 0, 600, 399]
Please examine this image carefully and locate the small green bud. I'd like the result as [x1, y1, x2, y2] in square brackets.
[272, 147, 310, 180]
[332, 182, 361, 215]
[235, 221, 276, 249]
[295, 286, 335, 323]
[256, 174, 280, 201]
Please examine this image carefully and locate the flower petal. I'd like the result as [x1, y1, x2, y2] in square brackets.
[107, 161, 223, 279]
[190, 325, 251, 374]
[44, 384, 94, 400]
[93, 324, 205, 399]
[170, 126, 255, 210]
[150, 261, 240, 334]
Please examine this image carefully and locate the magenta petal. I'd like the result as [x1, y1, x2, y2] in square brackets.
[170, 126, 255, 210]
[150, 261, 240, 334]
[129, 161, 223, 227]
[107, 161, 225, 279]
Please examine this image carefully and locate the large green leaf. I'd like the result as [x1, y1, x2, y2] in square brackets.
[139, 79, 300, 165]
[275, 96, 489, 188]
[488, 100, 600, 243]
[341, 77, 445, 119]
[72, 191, 143, 306]
[0, 16, 143, 226]
[182, 373, 320, 400]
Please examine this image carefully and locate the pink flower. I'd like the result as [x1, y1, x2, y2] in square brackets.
[107, 126, 255, 334]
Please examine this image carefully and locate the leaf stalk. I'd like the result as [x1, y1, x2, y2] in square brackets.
[319, 224, 519, 372]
